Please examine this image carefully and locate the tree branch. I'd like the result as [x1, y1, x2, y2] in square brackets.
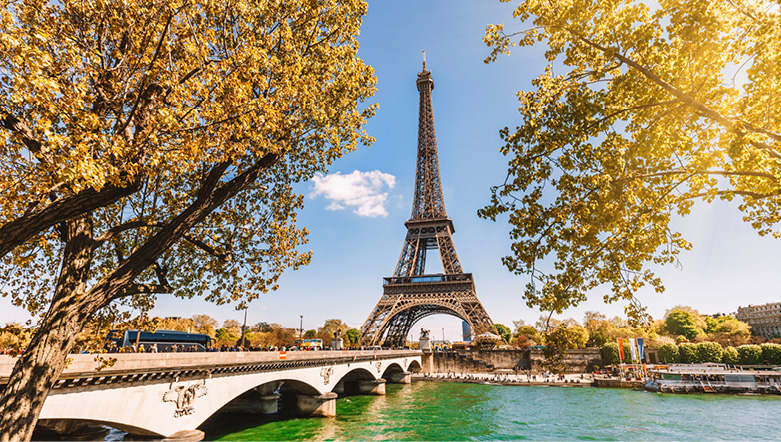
[613, 169, 779, 183]
[183, 234, 231, 263]
[0, 178, 142, 259]
[0, 107, 52, 166]
[684, 189, 781, 201]
[90, 151, 279, 303]
[565, 29, 781, 158]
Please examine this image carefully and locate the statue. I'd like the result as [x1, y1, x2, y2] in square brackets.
[420, 328, 430, 339]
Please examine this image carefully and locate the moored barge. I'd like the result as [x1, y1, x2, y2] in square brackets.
[645, 363, 781, 394]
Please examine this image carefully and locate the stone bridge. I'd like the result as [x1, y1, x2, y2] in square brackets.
[0, 350, 422, 440]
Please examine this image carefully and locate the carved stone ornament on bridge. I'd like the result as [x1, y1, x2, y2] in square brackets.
[163, 383, 208, 418]
[375, 361, 382, 373]
[320, 366, 335, 385]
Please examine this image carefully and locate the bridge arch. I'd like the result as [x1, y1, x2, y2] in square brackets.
[381, 362, 405, 379]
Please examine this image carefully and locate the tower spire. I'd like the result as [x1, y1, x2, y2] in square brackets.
[412, 57, 443, 220]
[422, 50, 426, 70]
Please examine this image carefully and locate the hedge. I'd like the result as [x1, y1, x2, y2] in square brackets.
[679, 342, 701, 363]
[697, 342, 723, 363]
[737, 345, 762, 365]
[658, 343, 679, 363]
[722, 346, 739, 365]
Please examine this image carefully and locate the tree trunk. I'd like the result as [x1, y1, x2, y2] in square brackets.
[0, 296, 101, 441]
[0, 214, 98, 442]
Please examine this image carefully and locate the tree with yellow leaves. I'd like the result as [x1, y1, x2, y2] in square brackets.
[0, 0, 375, 439]
[480, 0, 780, 323]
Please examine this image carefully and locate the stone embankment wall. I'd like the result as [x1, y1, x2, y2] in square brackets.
[422, 348, 602, 374]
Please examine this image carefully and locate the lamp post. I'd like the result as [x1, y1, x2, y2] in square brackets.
[442, 327, 445, 350]
[240, 308, 248, 349]
[300, 315, 303, 341]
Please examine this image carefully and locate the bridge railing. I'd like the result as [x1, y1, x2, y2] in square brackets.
[0, 349, 422, 379]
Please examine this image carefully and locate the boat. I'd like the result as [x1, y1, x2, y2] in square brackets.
[644, 363, 781, 395]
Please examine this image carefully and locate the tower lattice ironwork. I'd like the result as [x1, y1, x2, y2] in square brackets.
[360, 58, 493, 347]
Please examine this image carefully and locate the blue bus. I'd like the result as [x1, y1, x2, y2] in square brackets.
[105, 329, 213, 352]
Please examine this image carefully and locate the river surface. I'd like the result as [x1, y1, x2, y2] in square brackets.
[199, 381, 781, 441]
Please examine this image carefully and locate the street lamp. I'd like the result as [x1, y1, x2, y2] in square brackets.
[300, 315, 304, 340]
[240, 308, 248, 349]
[442, 327, 445, 350]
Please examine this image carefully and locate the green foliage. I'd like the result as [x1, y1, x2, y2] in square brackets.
[215, 328, 238, 347]
[345, 328, 361, 346]
[583, 312, 612, 347]
[513, 320, 543, 347]
[601, 342, 620, 365]
[542, 326, 572, 373]
[722, 346, 739, 365]
[697, 342, 723, 363]
[493, 324, 513, 343]
[738, 345, 763, 365]
[482, 0, 781, 323]
[679, 343, 700, 364]
[665, 311, 702, 341]
[304, 330, 317, 339]
[316, 319, 350, 345]
[760, 343, 781, 365]
[658, 343, 680, 364]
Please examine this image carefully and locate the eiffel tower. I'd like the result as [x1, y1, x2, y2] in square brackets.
[360, 56, 493, 347]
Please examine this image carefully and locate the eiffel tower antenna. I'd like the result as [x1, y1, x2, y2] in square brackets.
[360, 61, 494, 347]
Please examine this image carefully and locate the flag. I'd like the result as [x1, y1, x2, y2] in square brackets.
[629, 338, 637, 362]
[637, 338, 645, 361]
[617, 338, 624, 361]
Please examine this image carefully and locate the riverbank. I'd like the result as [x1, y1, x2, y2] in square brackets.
[413, 372, 595, 388]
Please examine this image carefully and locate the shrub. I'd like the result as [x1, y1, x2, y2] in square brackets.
[760, 343, 781, 365]
[722, 346, 739, 365]
[697, 342, 723, 363]
[658, 343, 680, 363]
[679, 343, 701, 363]
[601, 343, 620, 365]
[737, 345, 762, 365]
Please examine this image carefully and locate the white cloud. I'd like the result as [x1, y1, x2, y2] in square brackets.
[309, 170, 396, 217]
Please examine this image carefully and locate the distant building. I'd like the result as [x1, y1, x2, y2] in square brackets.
[735, 302, 781, 339]
[462, 321, 472, 342]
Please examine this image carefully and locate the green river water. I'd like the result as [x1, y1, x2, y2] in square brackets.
[200, 381, 781, 441]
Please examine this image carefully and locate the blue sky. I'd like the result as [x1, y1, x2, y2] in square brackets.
[2, 2, 780, 340]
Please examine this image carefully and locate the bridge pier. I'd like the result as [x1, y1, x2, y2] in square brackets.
[386, 371, 412, 384]
[358, 378, 386, 395]
[296, 392, 338, 417]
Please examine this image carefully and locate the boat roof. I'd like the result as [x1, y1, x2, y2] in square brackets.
[649, 367, 781, 375]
